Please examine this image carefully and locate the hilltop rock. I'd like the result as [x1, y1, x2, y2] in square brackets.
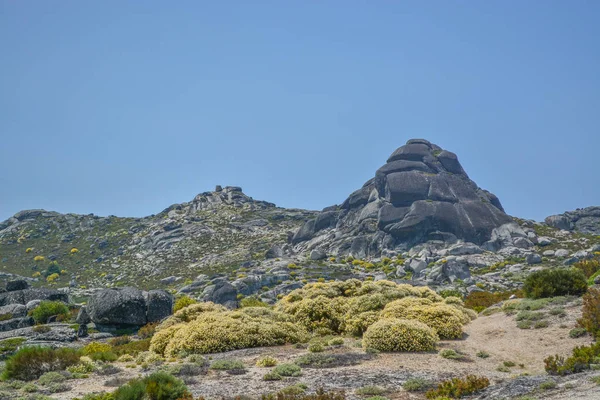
[545, 206, 600, 235]
[292, 139, 514, 256]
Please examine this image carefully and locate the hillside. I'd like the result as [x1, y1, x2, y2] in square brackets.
[0, 186, 316, 292]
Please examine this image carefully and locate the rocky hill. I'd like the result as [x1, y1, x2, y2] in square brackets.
[292, 139, 514, 257]
[545, 206, 600, 235]
[1, 139, 599, 306]
[0, 186, 316, 293]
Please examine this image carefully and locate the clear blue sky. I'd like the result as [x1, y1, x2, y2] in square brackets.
[1, 1, 598, 223]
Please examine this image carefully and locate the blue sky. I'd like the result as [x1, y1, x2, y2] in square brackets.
[1, 1, 598, 222]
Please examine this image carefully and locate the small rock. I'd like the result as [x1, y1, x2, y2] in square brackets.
[310, 249, 327, 260]
[76, 307, 91, 325]
[538, 237, 554, 246]
[77, 324, 88, 338]
[26, 300, 42, 311]
[526, 253, 542, 265]
[542, 250, 555, 257]
[265, 244, 284, 259]
[555, 249, 570, 258]
[563, 257, 579, 266]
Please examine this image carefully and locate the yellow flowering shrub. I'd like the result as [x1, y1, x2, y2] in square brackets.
[46, 273, 60, 283]
[173, 295, 198, 313]
[70, 248, 79, 254]
[150, 307, 308, 357]
[276, 279, 447, 336]
[34, 255, 45, 262]
[159, 302, 227, 329]
[381, 301, 467, 339]
[363, 318, 439, 352]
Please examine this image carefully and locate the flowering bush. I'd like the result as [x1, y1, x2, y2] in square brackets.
[363, 318, 438, 352]
[150, 307, 308, 357]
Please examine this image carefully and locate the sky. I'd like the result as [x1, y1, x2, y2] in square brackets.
[1, 1, 598, 223]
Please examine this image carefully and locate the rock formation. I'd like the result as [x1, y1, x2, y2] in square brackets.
[292, 139, 514, 257]
[545, 206, 600, 235]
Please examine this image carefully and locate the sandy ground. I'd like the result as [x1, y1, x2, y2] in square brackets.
[51, 300, 600, 400]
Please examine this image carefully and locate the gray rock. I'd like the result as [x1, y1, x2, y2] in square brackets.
[26, 300, 42, 311]
[542, 250, 555, 257]
[0, 304, 27, 319]
[574, 250, 590, 259]
[88, 287, 147, 326]
[0, 288, 68, 307]
[594, 275, 600, 285]
[526, 253, 542, 265]
[538, 236, 553, 246]
[310, 249, 327, 260]
[265, 244, 284, 259]
[160, 276, 181, 285]
[292, 139, 514, 255]
[77, 324, 88, 338]
[202, 279, 238, 308]
[545, 206, 600, 235]
[0, 316, 34, 332]
[6, 280, 29, 292]
[555, 249, 570, 258]
[563, 257, 579, 266]
[146, 290, 173, 323]
[513, 237, 534, 249]
[76, 307, 91, 325]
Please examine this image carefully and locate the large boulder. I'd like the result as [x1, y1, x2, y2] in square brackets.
[88, 287, 147, 327]
[6, 280, 29, 292]
[146, 290, 173, 323]
[292, 139, 513, 256]
[545, 206, 600, 235]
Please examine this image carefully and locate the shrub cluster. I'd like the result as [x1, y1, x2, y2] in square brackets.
[173, 295, 198, 313]
[573, 258, 600, 279]
[578, 287, 600, 339]
[150, 307, 308, 357]
[30, 301, 70, 324]
[425, 375, 490, 399]
[362, 319, 438, 352]
[276, 279, 472, 338]
[2, 346, 80, 381]
[523, 269, 587, 299]
[463, 290, 522, 313]
[544, 342, 600, 375]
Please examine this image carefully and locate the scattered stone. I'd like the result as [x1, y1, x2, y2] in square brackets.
[526, 253, 542, 265]
[310, 249, 327, 260]
[6, 280, 29, 292]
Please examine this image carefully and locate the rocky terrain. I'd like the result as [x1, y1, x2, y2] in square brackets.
[0, 139, 599, 306]
[0, 139, 599, 400]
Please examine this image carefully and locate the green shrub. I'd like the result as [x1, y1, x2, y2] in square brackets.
[476, 351, 490, 359]
[523, 269, 587, 299]
[464, 290, 522, 312]
[573, 258, 600, 279]
[263, 372, 282, 381]
[402, 377, 433, 392]
[38, 371, 67, 385]
[569, 328, 588, 338]
[439, 349, 464, 360]
[544, 342, 600, 375]
[0, 337, 26, 355]
[113, 371, 190, 400]
[112, 338, 151, 356]
[363, 319, 438, 352]
[173, 296, 197, 313]
[425, 375, 490, 398]
[356, 386, 384, 395]
[273, 363, 302, 377]
[578, 287, 600, 339]
[539, 380, 557, 390]
[209, 359, 245, 371]
[329, 338, 344, 346]
[2, 346, 80, 381]
[30, 301, 70, 324]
